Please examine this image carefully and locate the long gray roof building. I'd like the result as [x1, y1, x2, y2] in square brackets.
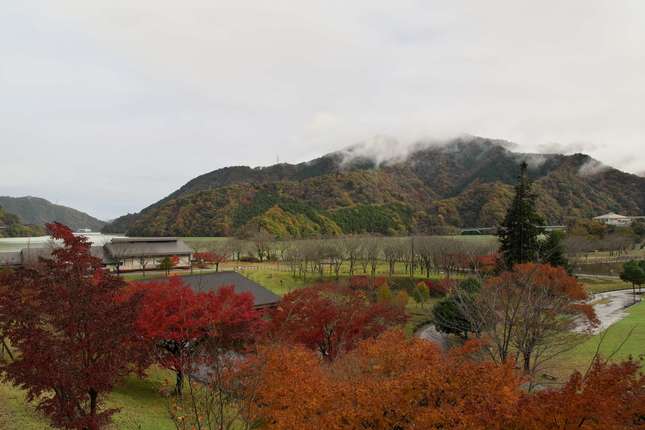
[0, 237, 193, 271]
[138, 272, 280, 308]
[105, 237, 193, 258]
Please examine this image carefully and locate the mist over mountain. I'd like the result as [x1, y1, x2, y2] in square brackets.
[0, 196, 106, 232]
[103, 136, 645, 237]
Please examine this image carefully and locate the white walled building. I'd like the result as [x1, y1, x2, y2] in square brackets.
[593, 212, 633, 227]
[104, 237, 192, 272]
[0, 237, 193, 272]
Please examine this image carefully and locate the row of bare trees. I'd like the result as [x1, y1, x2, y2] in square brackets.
[196, 235, 498, 280]
[564, 233, 637, 263]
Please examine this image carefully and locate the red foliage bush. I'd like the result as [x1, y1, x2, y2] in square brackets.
[349, 275, 370, 289]
[348, 275, 388, 289]
[419, 278, 456, 297]
[193, 252, 226, 268]
[269, 283, 407, 360]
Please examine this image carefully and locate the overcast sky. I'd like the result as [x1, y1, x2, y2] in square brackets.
[1, 1, 644, 220]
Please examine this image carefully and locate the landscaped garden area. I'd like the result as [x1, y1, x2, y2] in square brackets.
[2, 253, 643, 429]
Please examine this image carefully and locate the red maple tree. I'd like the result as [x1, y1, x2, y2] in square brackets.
[268, 283, 407, 360]
[193, 251, 226, 271]
[124, 276, 262, 395]
[0, 223, 144, 430]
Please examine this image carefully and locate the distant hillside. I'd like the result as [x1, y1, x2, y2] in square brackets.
[103, 136, 645, 237]
[0, 206, 45, 238]
[0, 196, 105, 232]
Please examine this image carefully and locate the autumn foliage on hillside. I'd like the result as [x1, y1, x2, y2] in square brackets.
[245, 330, 645, 430]
[104, 139, 645, 238]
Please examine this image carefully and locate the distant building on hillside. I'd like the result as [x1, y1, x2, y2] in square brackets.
[0, 237, 193, 272]
[593, 212, 633, 227]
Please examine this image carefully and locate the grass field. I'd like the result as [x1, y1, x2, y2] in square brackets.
[577, 276, 634, 294]
[180, 236, 230, 250]
[0, 367, 176, 430]
[547, 301, 645, 382]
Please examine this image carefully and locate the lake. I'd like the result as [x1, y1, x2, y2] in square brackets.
[0, 233, 125, 253]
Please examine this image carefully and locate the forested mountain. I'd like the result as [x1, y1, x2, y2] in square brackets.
[103, 137, 645, 238]
[0, 196, 105, 232]
[0, 206, 45, 237]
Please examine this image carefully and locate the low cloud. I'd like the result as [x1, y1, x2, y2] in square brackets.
[337, 134, 524, 169]
[578, 159, 609, 177]
[537, 141, 599, 154]
[338, 135, 419, 168]
[513, 153, 551, 169]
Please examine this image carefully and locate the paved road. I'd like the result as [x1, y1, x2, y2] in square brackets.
[575, 289, 641, 334]
[416, 324, 449, 349]
[574, 273, 622, 280]
[418, 288, 640, 346]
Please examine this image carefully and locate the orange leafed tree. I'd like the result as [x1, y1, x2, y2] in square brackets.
[515, 359, 645, 429]
[246, 330, 521, 430]
[456, 263, 598, 375]
[243, 330, 645, 430]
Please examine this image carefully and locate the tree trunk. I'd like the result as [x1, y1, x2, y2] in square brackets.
[175, 369, 184, 397]
[522, 352, 531, 373]
[0, 337, 14, 361]
[89, 388, 98, 423]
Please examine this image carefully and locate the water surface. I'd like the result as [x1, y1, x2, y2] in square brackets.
[0, 233, 125, 253]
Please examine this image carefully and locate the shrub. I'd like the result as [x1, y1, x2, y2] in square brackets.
[349, 276, 370, 289]
[393, 290, 409, 308]
[239, 256, 260, 263]
[418, 279, 456, 297]
[376, 284, 393, 303]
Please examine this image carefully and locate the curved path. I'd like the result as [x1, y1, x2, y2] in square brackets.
[416, 324, 449, 349]
[576, 289, 641, 334]
[418, 289, 640, 346]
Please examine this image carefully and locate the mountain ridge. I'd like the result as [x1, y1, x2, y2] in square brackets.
[102, 137, 645, 237]
[0, 196, 106, 232]
[0, 205, 46, 238]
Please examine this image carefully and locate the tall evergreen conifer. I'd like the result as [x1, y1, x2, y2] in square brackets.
[498, 161, 544, 269]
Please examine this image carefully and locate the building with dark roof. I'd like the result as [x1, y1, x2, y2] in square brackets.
[139, 272, 280, 308]
[104, 237, 192, 272]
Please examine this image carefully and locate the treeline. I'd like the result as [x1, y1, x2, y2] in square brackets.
[565, 219, 645, 262]
[194, 235, 499, 279]
[0, 205, 45, 238]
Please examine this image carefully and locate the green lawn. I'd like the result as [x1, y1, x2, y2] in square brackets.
[180, 236, 230, 250]
[577, 276, 633, 294]
[547, 301, 645, 382]
[240, 269, 312, 296]
[0, 367, 176, 430]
